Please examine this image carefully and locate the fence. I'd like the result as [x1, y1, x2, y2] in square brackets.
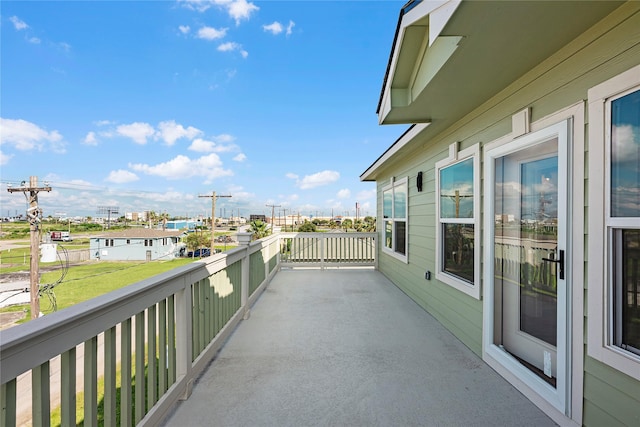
[0, 232, 376, 426]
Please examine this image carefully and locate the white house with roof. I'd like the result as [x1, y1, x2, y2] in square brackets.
[90, 229, 185, 261]
[362, 1, 639, 425]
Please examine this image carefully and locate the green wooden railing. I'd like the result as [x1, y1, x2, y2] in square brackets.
[0, 232, 375, 426]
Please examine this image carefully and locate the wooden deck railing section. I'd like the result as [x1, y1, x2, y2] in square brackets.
[0, 232, 375, 426]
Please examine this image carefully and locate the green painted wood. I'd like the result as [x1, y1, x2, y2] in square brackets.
[83, 337, 97, 427]
[167, 296, 176, 386]
[32, 361, 50, 427]
[147, 304, 157, 408]
[198, 279, 206, 355]
[120, 319, 132, 427]
[104, 327, 116, 427]
[134, 311, 145, 424]
[204, 278, 211, 344]
[60, 348, 76, 427]
[191, 282, 199, 358]
[158, 299, 168, 395]
[1, 379, 17, 427]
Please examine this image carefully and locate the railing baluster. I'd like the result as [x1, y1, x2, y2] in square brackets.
[168, 295, 176, 387]
[121, 319, 132, 427]
[60, 347, 76, 427]
[1, 379, 17, 427]
[104, 327, 117, 427]
[147, 304, 157, 408]
[83, 337, 97, 427]
[159, 299, 168, 395]
[134, 311, 145, 423]
[32, 361, 50, 427]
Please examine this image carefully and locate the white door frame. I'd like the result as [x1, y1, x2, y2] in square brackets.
[482, 104, 585, 425]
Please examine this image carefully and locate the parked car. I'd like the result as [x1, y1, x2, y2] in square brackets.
[186, 248, 211, 258]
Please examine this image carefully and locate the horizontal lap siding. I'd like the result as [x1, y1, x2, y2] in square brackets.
[376, 4, 640, 424]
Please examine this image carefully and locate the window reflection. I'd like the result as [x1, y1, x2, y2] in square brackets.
[611, 89, 640, 217]
[440, 158, 474, 218]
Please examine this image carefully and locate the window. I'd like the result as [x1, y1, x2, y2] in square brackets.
[587, 65, 640, 380]
[105, 239, 114, 247]
[144, 239, 153, 247]
[435, 143, 480, 298]
[382, 177, 408, 261]
[126, 239, 130, 245]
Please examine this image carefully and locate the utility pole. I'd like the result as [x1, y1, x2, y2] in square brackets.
[281, 208, 288, 231]
[7, 176, 51, 319]
[199, 191, 231, 255]
[265, 204, 281, 231]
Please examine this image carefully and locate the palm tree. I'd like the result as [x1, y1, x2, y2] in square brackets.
[159, 212, 170, 230]
[249, 220, 270, 240]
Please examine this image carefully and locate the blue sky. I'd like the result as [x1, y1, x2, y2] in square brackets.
[1, 0, 407, 221]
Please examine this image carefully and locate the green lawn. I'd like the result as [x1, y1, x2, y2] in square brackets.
[2, 258, 196, 321]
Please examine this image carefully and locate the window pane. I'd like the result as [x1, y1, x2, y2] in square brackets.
[443, 224, 474, 283]
[614, 229, 640, 355]
[394, 184, 407, 218]
[395, 221, 406, 255]
[440, 158, 474, 219]
[385, 220, 393, 249]
[611, 89, 640, 217]
[383, 189, 392, 218]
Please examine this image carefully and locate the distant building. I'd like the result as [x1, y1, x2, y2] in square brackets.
[250, 214, 267, 222]
[165, 220, 201, 230]
[90, 229, 185, 261]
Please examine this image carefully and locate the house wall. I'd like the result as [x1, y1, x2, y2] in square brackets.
[375, 3, 640, 425]
[90, 237, 181, 261]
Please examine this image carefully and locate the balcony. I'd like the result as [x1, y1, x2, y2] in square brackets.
[0, 232, 554, 426]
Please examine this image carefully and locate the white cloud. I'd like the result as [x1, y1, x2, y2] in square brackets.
[10, 16, 28, 31]
[226, 0, 259, 25]
[0, 150, 13, 166]
[188, 136, 238, 153]
[612, 124, 640, 162]
[216, 41, 248, 58]
[286, 20, 295, 36]
[116, 122, 155, 145]
[337, 189, 351, 199]
[179, 0, 259, 23]
[188, 138, 216, 152]
[94, 120, 113, 126]
[156, 120, 202, 145]
[197, 26, 227, 40]
[106, 170, 139, 184]
[286, 170, 341, 190]
[28, 37, 41, 44]
[179, 25, 191, 34]
[84, 131, 98, 146]
[297, 170, 340, 190]
[129, 153, 233, 181]
[0, 118, 64, 151]
[233, 153, 246, 162]
[356, 189, 376, 200]
[263, 22, 283, 35]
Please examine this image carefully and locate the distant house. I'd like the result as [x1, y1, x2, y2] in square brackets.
[362, 1, 639, 426]
[165, 220, 202, 230]
[90, 229, 185, 261]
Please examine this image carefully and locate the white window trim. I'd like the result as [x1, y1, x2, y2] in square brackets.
[587, 64, 640, 381]
[382, 176, 408, 263]
[435, 143, 481, 299]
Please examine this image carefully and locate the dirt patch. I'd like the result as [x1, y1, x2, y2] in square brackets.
[0, 310, 26, 330]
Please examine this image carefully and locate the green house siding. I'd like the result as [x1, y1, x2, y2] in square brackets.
[374, 3, 640, 425]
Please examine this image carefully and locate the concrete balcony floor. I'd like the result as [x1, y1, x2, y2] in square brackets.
[163, 268, 556, 426]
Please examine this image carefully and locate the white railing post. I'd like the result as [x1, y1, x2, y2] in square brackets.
[237, 232, 252, 320]
[320, 235, 325, 270]
[175, 276, 193, 400]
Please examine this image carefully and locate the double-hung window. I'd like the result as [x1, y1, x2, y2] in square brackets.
[435, 143, 480, 299]
[382, 177, 408, 262]
[588, 65, 640, 380]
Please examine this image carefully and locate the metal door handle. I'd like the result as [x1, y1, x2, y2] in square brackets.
[542, 249, 564, 280]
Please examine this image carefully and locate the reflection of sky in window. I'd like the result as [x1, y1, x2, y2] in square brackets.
[520, 157, 558, 221]
[611, 89, 640, 217]
[394, 185, 406, 218]
[383, 189, 392, 218]
[440, 158, 474, 218]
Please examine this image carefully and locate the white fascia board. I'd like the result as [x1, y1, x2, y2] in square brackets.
[360, 123, 430, 181]
[428, 0, 462, 47]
